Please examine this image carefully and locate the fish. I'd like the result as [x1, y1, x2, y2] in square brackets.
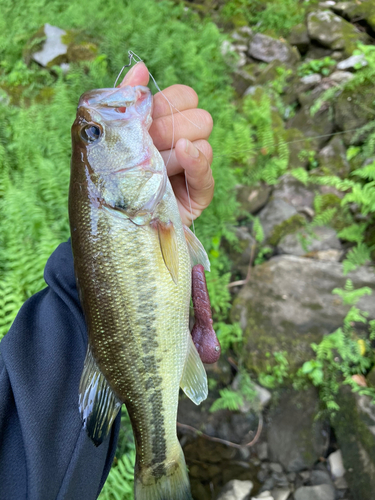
[69, 84, 212, 500]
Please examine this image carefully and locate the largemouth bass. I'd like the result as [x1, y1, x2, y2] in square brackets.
[69, 84, 211, 500]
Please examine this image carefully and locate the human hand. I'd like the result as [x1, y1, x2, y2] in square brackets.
[120, 62, 214, 226]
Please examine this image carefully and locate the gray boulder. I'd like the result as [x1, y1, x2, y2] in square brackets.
[286, 106, 334, 150]
[317, 135, 350, 177]
[277, 226, 342, 257]
[267, 388, 328, 472]
[332, 0, 375, 32]
[336, 54, 367, 71]
[294, 484, 335, 500]
[272, 174, 315, 210]
[216, 479, 254, 500]
[248, 33, 299, 64]
[257, 199, 299, 242]
[288, 23, 310, 54]
[32, 24, 67, 67]
[231, 255, 375, 373]
[334, 81, 375, 145]
[332, 386, 375, 500]
[307, 10, 368, 54]
[236, 183, 272, 216]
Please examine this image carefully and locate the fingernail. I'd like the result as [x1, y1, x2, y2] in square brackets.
[185, 139, 200, 158]
[122, 64, 137, 85]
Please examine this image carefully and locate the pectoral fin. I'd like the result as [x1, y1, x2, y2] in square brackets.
[79, 347, 122, 446]
[156, 220, 179, 285]
[180, 335, 208, 405]
[183, 225, 210, 271]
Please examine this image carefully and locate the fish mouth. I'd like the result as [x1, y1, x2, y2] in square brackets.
[78, 85, 151, 111]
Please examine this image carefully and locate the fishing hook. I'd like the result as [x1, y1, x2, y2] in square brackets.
[113, 51, 143, 88]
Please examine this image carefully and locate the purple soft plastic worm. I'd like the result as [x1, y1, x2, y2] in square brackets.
[191, 264, 221, 364]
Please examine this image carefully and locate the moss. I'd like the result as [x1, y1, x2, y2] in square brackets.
[268, 213, 306, 246]
[332, 387, 375, 500]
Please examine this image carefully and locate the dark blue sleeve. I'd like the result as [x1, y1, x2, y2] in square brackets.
[0, 241, 120, 500]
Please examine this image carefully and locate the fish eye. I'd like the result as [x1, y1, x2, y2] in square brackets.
[80, 124, 102, 143]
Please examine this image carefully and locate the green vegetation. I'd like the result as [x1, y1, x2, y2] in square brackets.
[2, 0, 375, 496]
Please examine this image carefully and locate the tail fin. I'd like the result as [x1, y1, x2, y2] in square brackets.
[134, 446, 192, 500]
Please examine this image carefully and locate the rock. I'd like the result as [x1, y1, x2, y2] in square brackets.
[333, 0, 375, 32]
[336, 54, 367, 71]
[277, 226, 342, 257]
[269, 463, 283, 474]
[328, 450, 345, 478]
[334, 81, 375, 145]
[216, 479, 254, 500]
[232, 69, 257, 96]
[334, 476, 348, 489]
[307, 11, 368, 55]
[317, 136, 350, 177]
[300, 74, 322, 86]
[272, 174, 315, 210]
[32, 24, 67, 67]
[248, 34, 299, 65]
[329, 70, 354, 83]
[251, 492, 273, 500]
[231, 256, 375, 373]
[297, 80, 336, 109]
[331, 386, 375, 500]
[257, 199, 298, 241]
[281, 129, 311, 170]
[286, 106, 334, 150]
[307, 249, 343, 261]
[27, 24, 97, 68]
[304, 45, 334, 61]
[267, 388, 328, 472]
[271, 487, 291, 500]
[309, 469, 334, 487]
[226, 226, 256, 280]
[236, 183, 272, 216]
[255, 384, 272, 409]
[294, 484, 335, 500]
[288, 23, 310, 54]
[257, 442, 269, 461]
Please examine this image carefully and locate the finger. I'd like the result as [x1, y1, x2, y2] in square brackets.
[119, 62, 150, 87]
[175, 139, 214, 210]
[150, 109, 213, 151]
[153, 85, 198, 119]
[170, 139, 214, 225]
[160, 140, 213, 177]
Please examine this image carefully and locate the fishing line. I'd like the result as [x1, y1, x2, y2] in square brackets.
[119, 50, 198, 233]
[211, 127, 371, 161]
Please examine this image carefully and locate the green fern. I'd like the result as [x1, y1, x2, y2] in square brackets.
[332, 279, 373, 305]
[210, 388, 244, 412]
[342, 244, 372, 275]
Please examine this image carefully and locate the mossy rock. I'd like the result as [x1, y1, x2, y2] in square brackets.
[334, 81, 375, 146]
[267, 387, 328, 472]
[307, 10, 369, 56]
[268, 213, 306, 246]
[281, 128, 312, 170]
[331, 386, 375, 500]
[231, 255, 375, 374]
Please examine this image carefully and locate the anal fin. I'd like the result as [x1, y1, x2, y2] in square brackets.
[183, 225, 210, 271]
[180, 335, 208, 405]
[79, 347, 122, 446]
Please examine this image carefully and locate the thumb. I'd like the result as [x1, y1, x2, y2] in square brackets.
[119, 61, 150, 87]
